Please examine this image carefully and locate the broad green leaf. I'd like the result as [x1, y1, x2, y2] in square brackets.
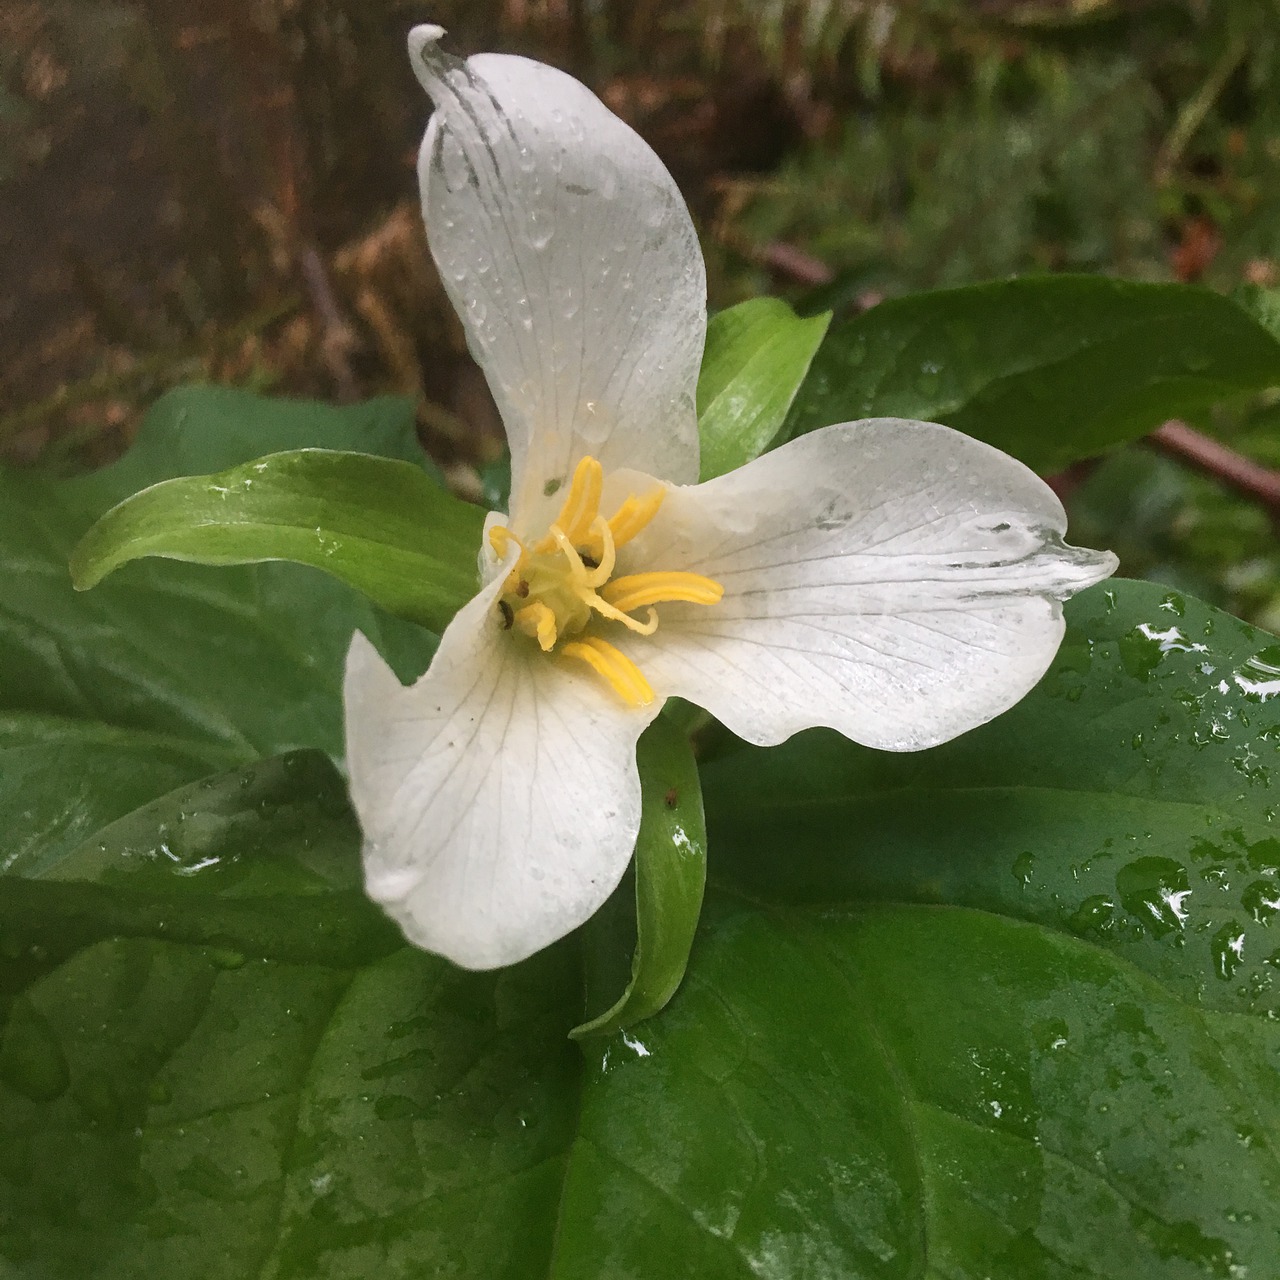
[0, 714, 239, 880]
[696, 298, 831, 481]
[572, 716, 707, 1040]
[787, 276, 1280, 473]
[5, 579, 1280, 1276]
[0, 391, 436, 764]
[0, 751, 579, 1280]
[706, 581, 1280, 1017]
[70, 450, 485, 633]
[70, 384, 435, 505]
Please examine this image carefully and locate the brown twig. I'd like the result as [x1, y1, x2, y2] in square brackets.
[1148, 420, 1280, 517]
[760, 241, 835, 288]
[298, 244, 361, 403]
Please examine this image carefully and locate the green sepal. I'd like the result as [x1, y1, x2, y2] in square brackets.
[69, 449, 486, 633]
[571, 716, 707, 1040]
[696, 298, 831, 481]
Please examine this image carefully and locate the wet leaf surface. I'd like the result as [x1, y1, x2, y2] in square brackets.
[3, 578, 1278, 1277]
[70, 449, 484, 633]
[4, 391, 1280, 1276]
[788, 278, 1280, 473]
[697, 298, 830, 481]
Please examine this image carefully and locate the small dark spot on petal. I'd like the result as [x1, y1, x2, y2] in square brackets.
[498, 600, 514, 629]
[581, 554, 600, 570]
[664, 788, 678, 808]
[544, 477, 562, 497]
[516, 580, 530, 598]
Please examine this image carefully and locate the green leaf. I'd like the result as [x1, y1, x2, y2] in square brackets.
[0, 751, 581, 1280]
[572, 716, 707, 1040]
[1231, 282, 1280, 343]
[0, 714, 239, 880]
[788, 276, 1280, 473]
[71, 384, 435, 506]
[8, 379, 1280, 1274]
[70, 450, 485, 633]
[707, 581, 1280, 1015]
[6, 580, 1280, 1276]
[697, 298, 831, 480]
[1, 391, 436, 763]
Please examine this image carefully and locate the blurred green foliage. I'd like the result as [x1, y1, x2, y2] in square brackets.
[695, 0, 1280, 627]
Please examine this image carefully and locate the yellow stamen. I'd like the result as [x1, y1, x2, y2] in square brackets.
[601, 572, 725, 613]
[540, 456, 603, 550]
[489, 525, 512, 558]
[490, 457, 722, 707]
[608, 489, 665, 548]
[547, 521, 655, 633]
[561, 637, 654, 707]
[489, 525, 529, 593]
[549, 521, 614, 590]
[515, 601, 558, 651]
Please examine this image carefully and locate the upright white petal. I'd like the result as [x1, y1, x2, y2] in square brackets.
[408, 25, 706, 535]
[614, 419, 1118, 751]
[344, 576, 660, 969]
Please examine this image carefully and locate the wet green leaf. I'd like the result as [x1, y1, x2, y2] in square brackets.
[70, 449, 485, 633]
[4, 580, 1280, 1276]
[788, 277, 1280, 473]
[72, 384, 436, 501]
[697, 298, 831, 480]
[0, 390, 435, 765]
[572, 716, 707, 1040]
[0, 714, 239, 880]
[5, 382, 1280, 1274]
[707, 581, 1280, 1021]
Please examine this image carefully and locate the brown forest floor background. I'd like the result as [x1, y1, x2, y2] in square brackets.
[7, 0, 1280, 620]
[3, 0, 834, 481]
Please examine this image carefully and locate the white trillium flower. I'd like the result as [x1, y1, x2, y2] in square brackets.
[343, 24, 1119, 970]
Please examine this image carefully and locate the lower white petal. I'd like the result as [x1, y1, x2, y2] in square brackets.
[618, 418, 1118, 751]
[343, 578, 659, 969]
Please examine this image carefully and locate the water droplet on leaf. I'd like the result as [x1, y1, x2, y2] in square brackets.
[1115, 857, 1191, 936]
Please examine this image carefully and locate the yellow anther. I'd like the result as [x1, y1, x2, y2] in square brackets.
[489, 525, 513, 558]
[607, 488, 665, 548]
[601, 572, 724, 613]
[515, 601, 558, 651]
[492, 457, 720, 706]
[561, 637, 654, 707]
[542, 456, 604, 549]
[489, 524, 528, 592]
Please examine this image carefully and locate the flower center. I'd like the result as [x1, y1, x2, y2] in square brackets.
[488, 456, 723, 707]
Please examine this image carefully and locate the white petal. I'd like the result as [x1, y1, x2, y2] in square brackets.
[614, 419, 1118, 751]
[408, 26, 705, 534]
[343, 573, 659, 969]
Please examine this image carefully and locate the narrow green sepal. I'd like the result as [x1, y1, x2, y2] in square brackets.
[571, 716, 707, 1040]
[69, 449, 486, 633]
[696, 297, 831, 481]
